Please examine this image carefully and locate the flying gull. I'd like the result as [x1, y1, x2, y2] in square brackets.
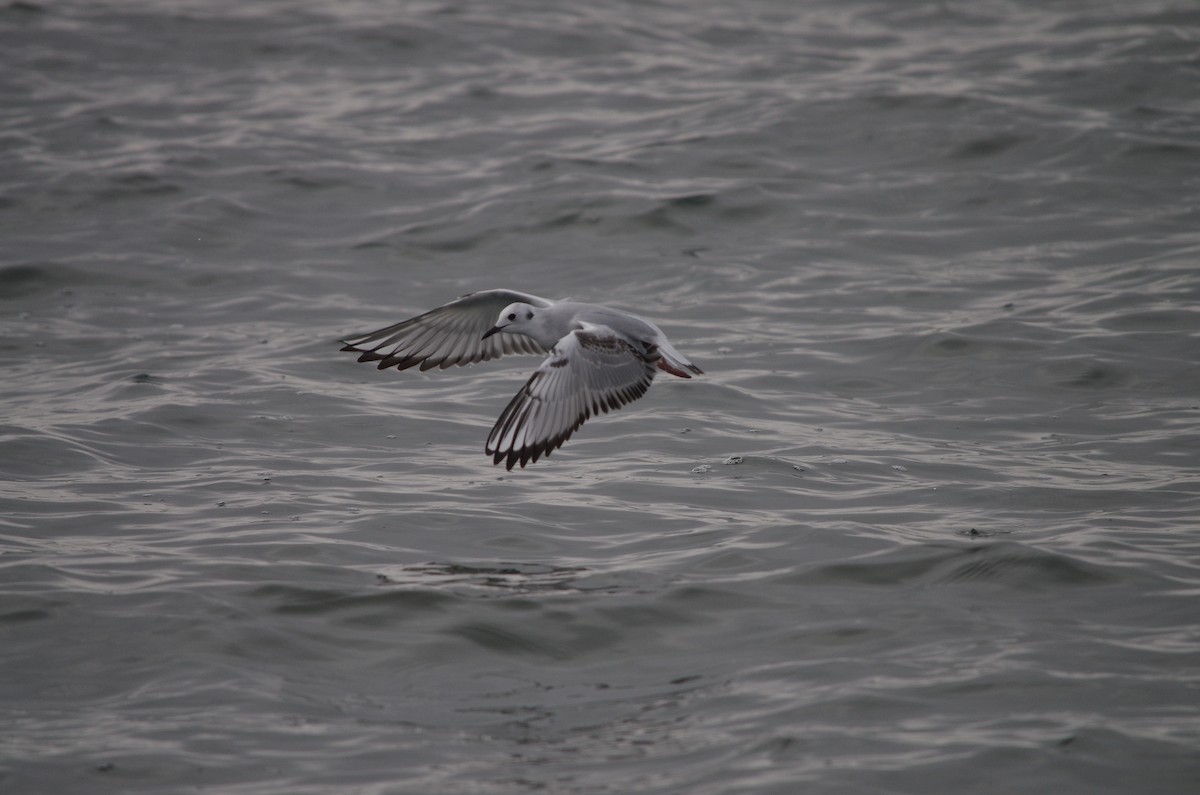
[339, 289, 703, 470]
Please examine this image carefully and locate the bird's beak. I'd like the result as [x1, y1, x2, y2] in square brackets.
[481, 325, 503, 340]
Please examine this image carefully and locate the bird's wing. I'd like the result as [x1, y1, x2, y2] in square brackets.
[485, 327, 660, 470]
[340, 289, 553, 371]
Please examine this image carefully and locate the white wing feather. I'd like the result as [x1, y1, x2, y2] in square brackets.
[485, 327, 660, 470]
[340, 289, 553, 371]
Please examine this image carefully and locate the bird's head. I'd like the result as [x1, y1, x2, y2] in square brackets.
[483, 302, 538, 339]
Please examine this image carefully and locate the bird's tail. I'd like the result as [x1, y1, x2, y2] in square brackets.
[655, 339, 703, 378]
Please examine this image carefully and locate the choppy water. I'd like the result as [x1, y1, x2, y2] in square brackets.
[3, 0, 1200, 792]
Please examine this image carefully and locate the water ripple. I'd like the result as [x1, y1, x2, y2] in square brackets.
[3, 0, 1200, 792]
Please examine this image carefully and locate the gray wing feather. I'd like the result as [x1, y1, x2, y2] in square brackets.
[340, 289, 552, 371]
[485, 328, 660, 470]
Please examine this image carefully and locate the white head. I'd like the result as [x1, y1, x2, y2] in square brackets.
[482, 302, 538, 339]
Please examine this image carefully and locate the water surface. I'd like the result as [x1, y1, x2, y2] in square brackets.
[2, 1, 1199, 793]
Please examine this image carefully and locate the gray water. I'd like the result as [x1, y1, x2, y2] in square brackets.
[2, 0, 1199, 792]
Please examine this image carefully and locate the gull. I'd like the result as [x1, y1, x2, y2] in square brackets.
[339, 289, 703, 470]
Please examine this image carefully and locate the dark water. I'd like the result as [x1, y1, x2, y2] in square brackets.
[2, 0, 1199, 792]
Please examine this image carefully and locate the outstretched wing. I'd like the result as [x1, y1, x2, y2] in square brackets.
[340, 289, 553, 372]
[486, 327, 660, 470]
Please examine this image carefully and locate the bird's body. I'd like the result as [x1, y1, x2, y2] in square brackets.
[339, 289, 702, 470]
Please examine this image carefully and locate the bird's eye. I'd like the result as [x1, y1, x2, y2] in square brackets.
[526, 311, 533, 320]
[507, 313, 516, 321]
